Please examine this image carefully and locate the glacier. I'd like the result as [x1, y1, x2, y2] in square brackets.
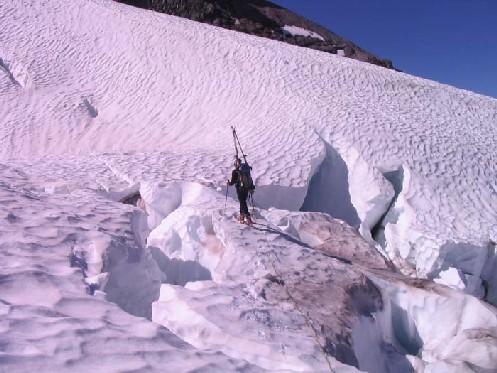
[1, 0, 497, 371]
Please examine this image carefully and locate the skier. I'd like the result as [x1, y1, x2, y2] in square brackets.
[227, 157, 254, 226]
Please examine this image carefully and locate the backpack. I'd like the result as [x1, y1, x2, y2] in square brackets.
[238, 162, 255, 190]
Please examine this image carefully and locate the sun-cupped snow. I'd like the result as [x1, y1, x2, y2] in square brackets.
[1, 0, 497, 371]
[0, 162, 259, 372]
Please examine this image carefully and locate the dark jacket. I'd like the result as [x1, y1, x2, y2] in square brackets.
[228, 169, 241, 191]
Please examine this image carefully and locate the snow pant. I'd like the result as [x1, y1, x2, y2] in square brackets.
[236, 188, 250, 217]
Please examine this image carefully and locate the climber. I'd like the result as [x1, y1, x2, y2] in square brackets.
[227, 157, 254, 225]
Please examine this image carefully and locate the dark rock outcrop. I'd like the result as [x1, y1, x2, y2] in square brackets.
[117, 0, 394, 69]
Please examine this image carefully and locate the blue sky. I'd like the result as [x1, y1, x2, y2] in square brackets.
[271, 0, 497, 99]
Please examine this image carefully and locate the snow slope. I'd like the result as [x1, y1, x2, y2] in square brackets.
[2, 0, 496, 293]
[1, 0, 497, 371]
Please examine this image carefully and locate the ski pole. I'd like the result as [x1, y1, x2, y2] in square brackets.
[224, 184, 229, 212]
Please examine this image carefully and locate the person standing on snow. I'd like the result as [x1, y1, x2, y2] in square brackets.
[227, 157, 253, 225]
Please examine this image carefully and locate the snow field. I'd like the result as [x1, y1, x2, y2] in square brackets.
[1, 0, 497, 371]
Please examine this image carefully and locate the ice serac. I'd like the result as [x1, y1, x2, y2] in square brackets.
[300, 139, 361, 230]
[369, 274, 497, 372]
[309, 128, 497, 304]
[371, 165, 497, 303]
[305, 134, 394, 254]
[148, 183, 497, 372]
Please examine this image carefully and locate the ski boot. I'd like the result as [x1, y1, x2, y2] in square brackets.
[238, 213, 245, 224]
[245, 215, 253, 226]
